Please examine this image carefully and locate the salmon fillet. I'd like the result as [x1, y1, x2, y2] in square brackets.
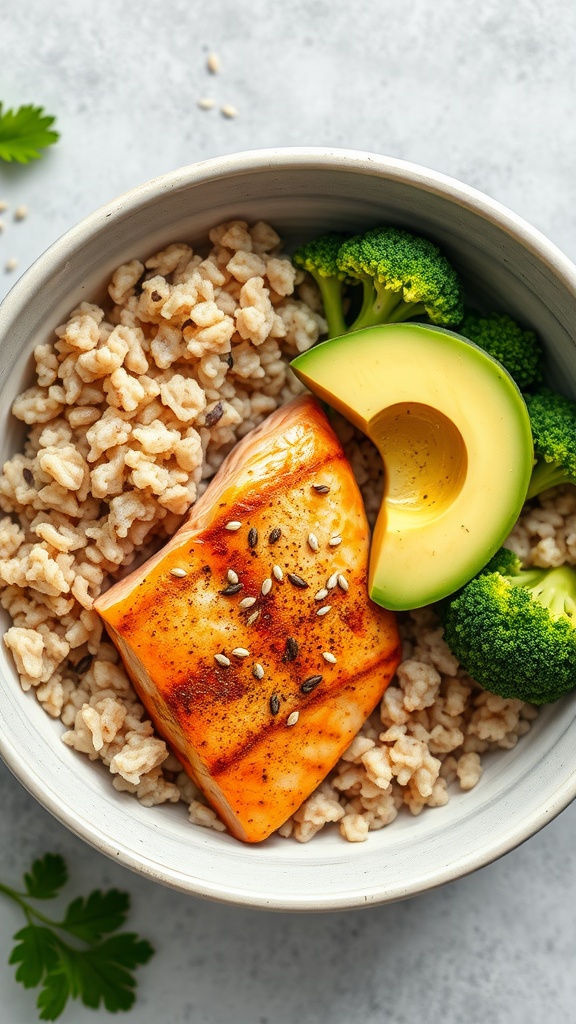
[95, 395, 401, 843]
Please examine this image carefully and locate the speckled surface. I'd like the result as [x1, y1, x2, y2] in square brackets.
[1, 1, 576, 1021]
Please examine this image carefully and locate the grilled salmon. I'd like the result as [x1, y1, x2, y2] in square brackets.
[95, 395, 401, 842]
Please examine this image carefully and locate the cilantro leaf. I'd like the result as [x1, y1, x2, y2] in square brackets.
[0, 103, 59, 164]
[61, 889, 130, 943]
[37, 965, 71, 1022]
[1, 853, 154, 1020]
[24, 853, 68, 900]
[9, 925, 59, 988]
[72, 933, 154, 1013]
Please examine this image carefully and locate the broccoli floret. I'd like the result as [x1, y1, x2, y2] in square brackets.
[336, 226, 464, 332]
[443, 548, 576, 704]
[459, 312, 543, 390]
[523, 388, 576, 499]
[292, 233, 351, 339]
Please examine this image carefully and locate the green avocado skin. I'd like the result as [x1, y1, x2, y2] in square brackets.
[291, 323, 534, 611]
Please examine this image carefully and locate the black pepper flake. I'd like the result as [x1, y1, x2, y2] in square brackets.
[300, 674, 323, 694]
[269, 693, 280, 716]
[151, 290, 162, 302]
[312, 484, 330, 494]
[282, 637, 299, 662]
[205, 401, 224, 427]
[74, 653, 94, 676]
[268, 527, 282, 544]
[23, 468, 34, 485]
[248, 527, 258, 548]
[287, 573, 309, 589]
[220, 582, 243, 595]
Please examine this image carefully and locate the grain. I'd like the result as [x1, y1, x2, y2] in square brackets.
[300, 675, 322, 694]
[282, 637, 299, 663]
[220, 582, 243, 595]
[287, 573, 308, 589]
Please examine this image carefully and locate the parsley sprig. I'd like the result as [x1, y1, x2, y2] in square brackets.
[0, 103, 59, 163]
[0, 853, 154, 1020]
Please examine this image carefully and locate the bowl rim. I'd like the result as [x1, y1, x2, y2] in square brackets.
[2, 146, 576, 910]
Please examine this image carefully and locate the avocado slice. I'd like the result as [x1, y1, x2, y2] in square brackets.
[291, 323, 534, 611]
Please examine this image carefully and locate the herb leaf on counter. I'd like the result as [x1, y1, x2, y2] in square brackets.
[0, 103, 59, 163]
[0, 853, 154, 1020]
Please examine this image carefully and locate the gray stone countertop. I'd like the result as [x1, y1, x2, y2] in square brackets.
[1, 1, 576, 1021]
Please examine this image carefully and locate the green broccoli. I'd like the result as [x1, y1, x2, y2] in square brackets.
[336, 226, 464, 332]
[443, 547, 576, 704]
[292, 233, 351, 339]
[459, 312, 543, 390]
[523, 387, 576, 499]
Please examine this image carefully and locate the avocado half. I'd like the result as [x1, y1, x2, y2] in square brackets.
[291, 323, 534, 611]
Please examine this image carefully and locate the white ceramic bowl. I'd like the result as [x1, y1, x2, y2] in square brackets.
[2, 148, 576, 910]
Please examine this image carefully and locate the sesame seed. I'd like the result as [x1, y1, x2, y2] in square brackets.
[0, 200, 8, 212]
[207, 51, 220, 73]
[220, 582, 243, 595]
[232, 647, 250, 658]
[270, 693, 280, 715]
[214, 653, 231, 667]
[316, 605, 332, 616]
[337, 574, 349, 592]
[0, 220, 4, 233]
[282, 637, 299, 663]
[248, 527, 258, 548]
[314, 588, 329, 601]
[205, 401, 224, 427]
[312, 484, 330, 494]
[273, 565, 284, 581]
[300, 674, 323, 694]
[170, 567, 188, 578]
[287, 573, 309, 589]
[329, 535, 343, 547]
[322, 652, 337, 664]
[5, 257, 18, 272]
[246, 609, 260, 626]
[14, 205, 28, 221]
[198, 96, 216, 110]
[221, 104, 238, 119]
[227, 569, 239, 584]
[225, 520, 242, 531]
[307, 532, 319, 552]
[253, 663, 265, 679]
[261, 577, 272, 596]
[286, 711, 300, 727]
[239, 596, 257, 609]
[268, 527, 282, 544]
[327, 572, 339, 589]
